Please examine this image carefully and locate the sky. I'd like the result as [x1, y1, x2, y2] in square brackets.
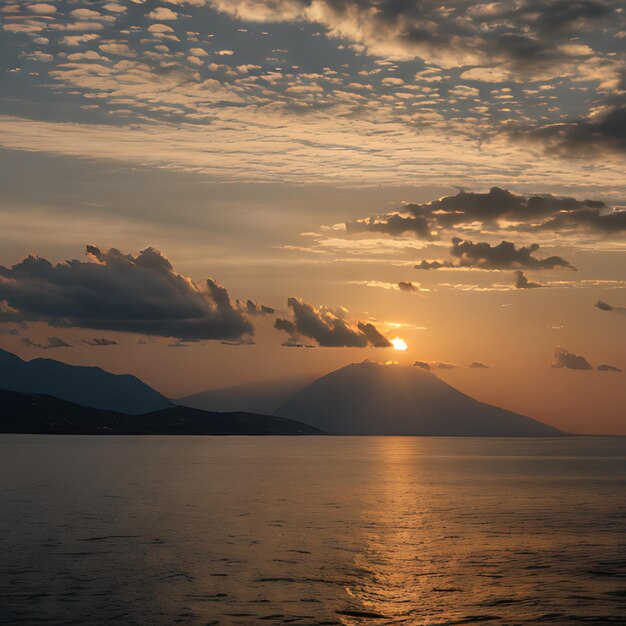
[1, 0, 626, 434]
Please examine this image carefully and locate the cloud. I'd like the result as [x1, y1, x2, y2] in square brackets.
[397, 281, 419, 293]
[597, 364, 622, 372]
[345, 187, 620, 239]
[147, 7, 179, 20]
[552, 346, 592, 370]
[533, 206, 626, 234]
[414, 361, 432, 371]
[82, 337, 118, 346]
[237, 299, 275, 316]
[415, 360, 488, 370]
[521, 104, 626, 159]
[416, 238, 574, 271]
[414, 361, 457, 371]
[0, 246, 254, 342]
[595, 300, 626, 315]
[210, 0, 616, 80]
[22, 336, 72, 349]
[469, 362, 490, 369]
[514, 270, 543, 289]
[346, 213, 433, 238]
[274, 298, 392, 347]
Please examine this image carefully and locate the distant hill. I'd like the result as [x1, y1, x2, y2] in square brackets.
[274, 362, 564, 436]
[179, 376, 314, 414]
[0, 389, 322, 435]
[0, 348, 171, 414]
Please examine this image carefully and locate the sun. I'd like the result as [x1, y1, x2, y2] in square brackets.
[391, 337, 408, 351]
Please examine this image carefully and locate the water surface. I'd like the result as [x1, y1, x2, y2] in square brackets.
[1, 435, 625, 625]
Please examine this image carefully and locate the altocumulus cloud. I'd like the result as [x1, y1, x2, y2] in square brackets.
[0, 246, 254, 342]
[210, 0, 615, 78]
[274, 298, 392, 348]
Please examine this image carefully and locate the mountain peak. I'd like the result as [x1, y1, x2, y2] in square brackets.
[275, 362, 563, 437]
[0, 348, 23, 363]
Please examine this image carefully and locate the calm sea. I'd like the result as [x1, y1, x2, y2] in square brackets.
[1, 436, 625, 625]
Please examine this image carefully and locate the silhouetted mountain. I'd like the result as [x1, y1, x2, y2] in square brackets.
[0, 348, 171, 414]
[179, 376, 315, 414]
[0, 389, 322, 435]
[274, 362, 564, 436]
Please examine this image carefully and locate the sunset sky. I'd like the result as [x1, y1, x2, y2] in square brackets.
[1, 0, 626, 434]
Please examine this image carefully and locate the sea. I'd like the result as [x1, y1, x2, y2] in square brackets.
[1, 435, 625, 625]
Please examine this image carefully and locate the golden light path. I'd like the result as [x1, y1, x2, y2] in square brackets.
[391, 338, 408, 351]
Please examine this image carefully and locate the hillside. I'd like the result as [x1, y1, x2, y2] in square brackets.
[0, 389, 321, 435]
[0, 349, 171, 414]
[179, 376, 314, 414]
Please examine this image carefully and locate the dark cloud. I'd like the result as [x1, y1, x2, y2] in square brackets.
[0, 246, 254, 342]
[521, 105, 626, 159]
[514, 270, 543, 289]
[82, 338, 118, 346]
[22, 336, 72, 349]
[595, 300, 626, 315]
[345, 187, 616, 239]
[416, 238, 574, 271]
[238, 299, 275, 316]
[274, 298, 392, 348]
[552, 346, 592, 370]
[414, 361, 432, 371]
[597, 364, 622, 372]
[534, 207, 626, 234]
[415, 260, 454, 270]
[523, 0, 612, 34]
[469, 362, 490, 369]
[397, 281, 419, 293]
[346, 213, 433, 238]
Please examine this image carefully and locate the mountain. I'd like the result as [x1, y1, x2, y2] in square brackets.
[0, 348, 171, 414]
[0, 389, 322, 435]
[274, 361, 564, 436]
[178, 376, 314, 414]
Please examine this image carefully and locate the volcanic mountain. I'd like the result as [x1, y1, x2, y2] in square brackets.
[274, 361, 563, 436]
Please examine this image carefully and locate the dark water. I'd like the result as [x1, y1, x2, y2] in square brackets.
[1, 436, 625, 625]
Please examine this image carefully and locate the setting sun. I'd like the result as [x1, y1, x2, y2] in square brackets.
[391, 337, 408, 351]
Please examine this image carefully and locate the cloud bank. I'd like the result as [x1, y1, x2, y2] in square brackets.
[0, 246, 254, 342]
[346, 187, 625, 241]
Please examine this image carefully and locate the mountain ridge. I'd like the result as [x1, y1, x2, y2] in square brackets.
[0, 348, 172, 414]
[0, 389, 321, 435]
